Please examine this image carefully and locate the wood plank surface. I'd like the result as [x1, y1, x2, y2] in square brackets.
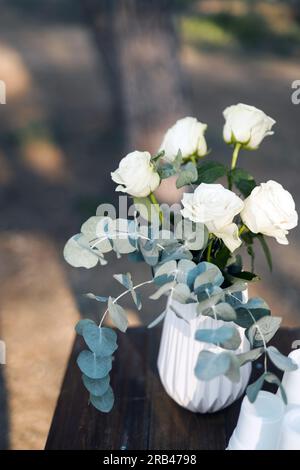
[45, 326, 300, 450]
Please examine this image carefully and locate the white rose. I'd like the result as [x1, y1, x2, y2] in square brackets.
[241, 180, 298, 245]
[159, 116, 207, 163]
[223, 103, 276, 149]
[111, 151, 160, 198]
[181, 183, 244, 252]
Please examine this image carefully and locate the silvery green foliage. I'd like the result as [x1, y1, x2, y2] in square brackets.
[76, 319, 116, 412]
[64, 174, 292, 412]
[195, 325, 241, 351]
[267, 346, 297, 372]
[176, 161, 198, 189]
[247, 372, 287, 404]
[194, 350, 240, 383]
[63, 212, 203, 270]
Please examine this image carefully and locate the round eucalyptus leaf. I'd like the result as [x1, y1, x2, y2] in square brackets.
[176, 259, 196, 284]
[224, 354, 241, 383]
[113, 237, 136, 255]
[75, 318, 95, 336]
[64, 234, 99, 269]
[246, 373, 265, 403]
[246, 316, 282, 347]
[176, 161, 198, 189]
[138, 239, 159, 266]
[108, 297, 128, 332]
[154, 260, 177, 278]
[225, 280, 248, 295]
[195, 325, 241, 351]
[267, 346, 298, 372]
[187, 261, 223, 291]
[234, 298, 271, 329]
[113, 273, 133, 290]
[82, 374, 110, 397]
[160, 246, 193, 263]
[194, 350, 232, 381]
[197, 286, 224, 313]
[172, 283, 192, 304]
[154, 261, 177, 286]
[90, 386, 115, 413]
[237, 347, 264, 366]
[77, 350, 112, 379]
[81, 216, 103, 240]
[202, 302, 236, 322]
[82, 324, 118, 357]
[150, 281, 176, 300]
[264, 372, 287, 405]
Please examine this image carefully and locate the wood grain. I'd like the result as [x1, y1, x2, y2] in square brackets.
[45, 326, 300, 450]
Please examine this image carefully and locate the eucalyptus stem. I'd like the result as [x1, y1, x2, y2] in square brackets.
[149, 192, 163, 224]
[99, 279, 153, 328]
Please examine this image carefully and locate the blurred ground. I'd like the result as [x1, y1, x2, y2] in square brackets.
[0, 0, 300, 449]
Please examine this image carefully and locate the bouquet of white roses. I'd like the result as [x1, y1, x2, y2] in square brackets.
[64, 103, 298, 413]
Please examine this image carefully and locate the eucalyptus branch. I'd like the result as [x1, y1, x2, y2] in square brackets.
[229, 292, 268, 373]
[90, 230, 165, 251]
[99, 279, 153, 328]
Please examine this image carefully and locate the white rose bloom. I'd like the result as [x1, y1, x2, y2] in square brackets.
[159, 116, 207, 163]
[111, 151, 160, 198]
[181, 183, 244, 252]
[241, 180, 298, 245]
[223, 103, 276, 149]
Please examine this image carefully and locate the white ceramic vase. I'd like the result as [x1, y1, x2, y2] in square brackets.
[157, 299, 252, 413]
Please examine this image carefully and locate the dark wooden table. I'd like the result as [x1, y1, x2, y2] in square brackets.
[45, 327, 300, 450]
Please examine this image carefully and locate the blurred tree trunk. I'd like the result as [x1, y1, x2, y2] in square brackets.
[82, 0, 189, 151]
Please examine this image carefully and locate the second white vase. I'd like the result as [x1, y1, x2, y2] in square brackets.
[157, 300, 252, 413]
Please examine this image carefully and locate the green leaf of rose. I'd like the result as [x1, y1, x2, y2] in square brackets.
[196, 161, 226, 184]
[230, 167, 256, 197]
